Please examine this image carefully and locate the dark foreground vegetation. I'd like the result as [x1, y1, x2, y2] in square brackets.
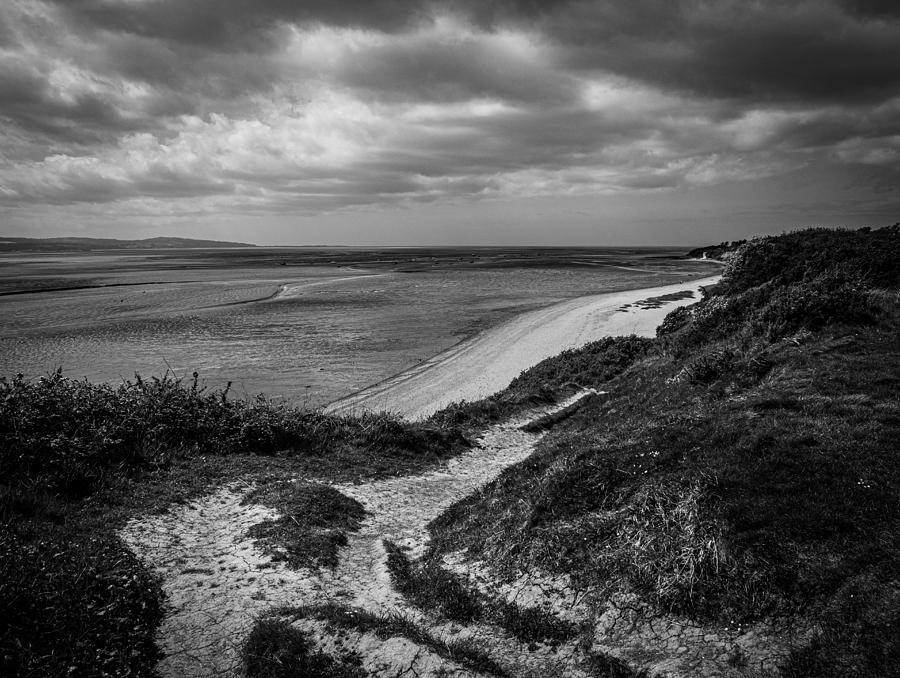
[2, 225, 897, 676]
[0, 373, 463, 676]
[425, 226, 900, 676]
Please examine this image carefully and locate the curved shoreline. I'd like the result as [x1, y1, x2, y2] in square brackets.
[326, 274, 720, 420]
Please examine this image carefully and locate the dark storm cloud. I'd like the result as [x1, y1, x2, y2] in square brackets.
[534, 1, 900, 105]
[48, 0, 431, 48]
[48, 0, 580, 47]
[839, 0, 900, 20]
[33, 0, 900, 106]
[0, 59, 135, 144]
[1, 0, 899, 218]
[327, 35, 578, 105]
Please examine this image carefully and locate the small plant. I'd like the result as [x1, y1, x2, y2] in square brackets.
[243, 481, 366, 569]
[385, 540, 482, 622]
[268, 604, 510, 676]
[492, 599, 578, 645]
[609, 481, 729, 607]
[384, 540, 578, 646]
[243, 617, 365, 678]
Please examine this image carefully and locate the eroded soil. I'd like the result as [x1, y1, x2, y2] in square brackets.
[122, 390, 795, 678]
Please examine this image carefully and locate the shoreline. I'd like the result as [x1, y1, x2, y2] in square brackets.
[326, 273, 720, 420]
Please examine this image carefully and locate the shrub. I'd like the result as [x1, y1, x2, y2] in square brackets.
[751, 271, 878, 339]
[507, 335, 655, 395]
[431, 335, 654, 429]
[656, 305, 692, 336]
[0, 370, 461, 496]
[0, 528, 163, 678]
[719, 226, 900, 296]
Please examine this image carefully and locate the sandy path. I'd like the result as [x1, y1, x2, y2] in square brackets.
[120, 391, 597, 678]
[325, 275, 719, 420]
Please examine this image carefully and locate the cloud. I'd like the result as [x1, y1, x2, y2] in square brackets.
[536, 1, 900, 105]
[0, 0, 898, 226]
[286, 20, 575, 105]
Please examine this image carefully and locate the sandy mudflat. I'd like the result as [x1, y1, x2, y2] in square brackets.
[326, 274, 720, 420]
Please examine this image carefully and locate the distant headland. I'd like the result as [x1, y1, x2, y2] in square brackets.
[0, 236, 256, 252]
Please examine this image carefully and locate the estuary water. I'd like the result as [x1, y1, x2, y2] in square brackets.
[0, 247, 717, 407]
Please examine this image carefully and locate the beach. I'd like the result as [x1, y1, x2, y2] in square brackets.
[326, 274, 720, 419]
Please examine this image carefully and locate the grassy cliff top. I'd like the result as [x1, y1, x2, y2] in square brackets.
[428, 226, 900, 676]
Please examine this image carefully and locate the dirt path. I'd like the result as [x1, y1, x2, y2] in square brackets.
[325, 275, 719, 420]
[120, 391, 598, 678]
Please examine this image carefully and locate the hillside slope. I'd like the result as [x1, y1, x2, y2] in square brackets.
[426, 226, 900, 676]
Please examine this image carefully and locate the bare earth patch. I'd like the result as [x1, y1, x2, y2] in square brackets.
[121, 392, 596, 677]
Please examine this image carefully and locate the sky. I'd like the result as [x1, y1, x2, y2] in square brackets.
[1, 0, 899, 246]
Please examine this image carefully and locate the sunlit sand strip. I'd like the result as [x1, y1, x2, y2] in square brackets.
[326, 274, 720, 420]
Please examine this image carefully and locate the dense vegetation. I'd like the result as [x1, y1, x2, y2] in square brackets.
[0, 373, 462, 677]
[427, 226, 900, 676]
[430, 335, 655, 430]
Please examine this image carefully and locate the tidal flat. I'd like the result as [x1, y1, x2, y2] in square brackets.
[0, 246, 715, 406]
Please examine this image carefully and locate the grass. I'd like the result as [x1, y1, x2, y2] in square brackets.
[426, 226, 900, 675]
[242, 617, 366, 678]
[242, 481, 366, 569]
[430, 324, 899, 621]
[429, 335, 654, 431]
[0, 372, 466, 677]
[263, 603, 510, 676]
[384, 540, 483, 622]
[0, 370, 464, 497]
[384, 540, 578, 646]
[0, 527, 163, 678]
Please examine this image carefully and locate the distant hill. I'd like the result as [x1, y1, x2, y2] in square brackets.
[0, 236, 255, 252]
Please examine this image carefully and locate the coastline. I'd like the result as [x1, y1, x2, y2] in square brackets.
[326, 274, 720, 420]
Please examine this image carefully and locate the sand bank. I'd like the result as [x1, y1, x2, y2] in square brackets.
[326, 274, 720, 420]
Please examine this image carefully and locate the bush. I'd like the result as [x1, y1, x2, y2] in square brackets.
[751, 271, 878, 339]
[0, 370, 460, 496]
[0, 528, 163, 677]
[719, 226, 900, 296]
[508, 335, 655, 394]
[656, 305, 692, 336]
